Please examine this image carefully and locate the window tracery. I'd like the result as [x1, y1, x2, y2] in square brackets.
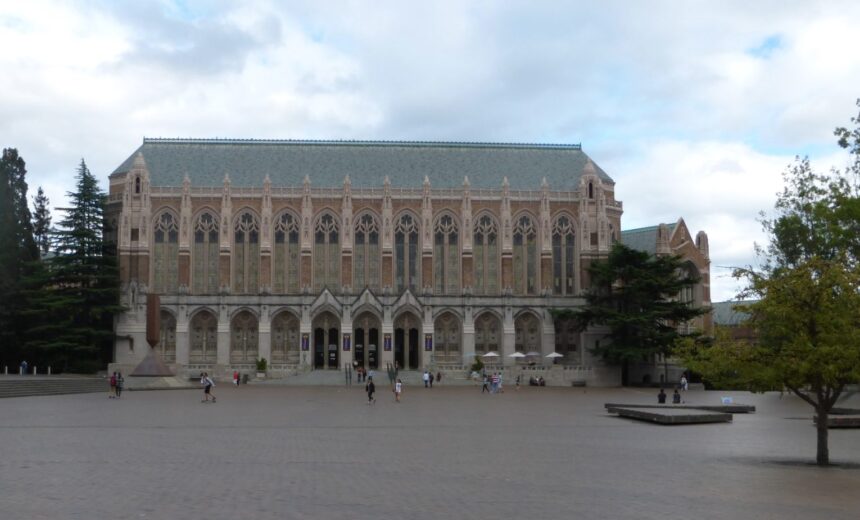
[552, 215, 576, 295]
[473, 215, 499, 295]
[395, 213, 420, 292]
[152, 212, 179, 293]
[273, 212, 300, 293]
[314, 213, 340, 292]
[513, 215, 538, 295]
[433, 214, 459, 295]
[233, 211, 260, 294]
[192, 212, 219, 294]
[354, 213, 380, 290]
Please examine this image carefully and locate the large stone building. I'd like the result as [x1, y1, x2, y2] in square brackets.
[107, 138, 710, 386]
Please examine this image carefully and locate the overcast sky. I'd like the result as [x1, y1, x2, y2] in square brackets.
[2, 0, 858, 302]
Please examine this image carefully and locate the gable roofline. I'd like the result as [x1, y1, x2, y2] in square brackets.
[139, 137, 584, 151]
[110, 137, 613, 190]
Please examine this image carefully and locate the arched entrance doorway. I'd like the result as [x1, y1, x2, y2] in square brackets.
[474, 312, 501, 357]
[189, 309, 217, 364]
[353, 311, 381, 370]
[515, 312, 541, 354]
[313, 312, 340, 369]
[158, 310, 177, 363]
[271, 311, 300, 365]
[394, 311, 421, 370]
[433, 312, 461, 365]
[230, 310, 259, 364]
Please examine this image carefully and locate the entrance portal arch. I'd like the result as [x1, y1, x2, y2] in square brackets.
[230, 310, 259, 363]
[394, 311, 421, 370]
[189, 309, 217, 364]
[433, 312, 461, 365]
[312, 312, 340, 369]
[271, 311, 300, 365]
[353, 311, 381, 370]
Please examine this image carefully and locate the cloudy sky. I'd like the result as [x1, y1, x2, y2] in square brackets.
[2, 0, 858, 301]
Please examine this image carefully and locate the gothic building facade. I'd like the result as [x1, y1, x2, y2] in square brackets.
[107, 138, 710, 386]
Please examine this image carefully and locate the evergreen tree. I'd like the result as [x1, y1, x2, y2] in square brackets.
[32, 186, 52, 256]
[26, 160, 121, 371]
[0, 148, 38, 366]
[566, 242, 705, 384]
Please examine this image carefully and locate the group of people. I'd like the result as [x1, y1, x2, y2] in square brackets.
[481, 372, 504, 393]
[529, 376, 546, 387]
[422, 370, 442, 388]
[108, 371, 124, 398]
[657, 374, 691, 404]
[364, 376, 404, 404]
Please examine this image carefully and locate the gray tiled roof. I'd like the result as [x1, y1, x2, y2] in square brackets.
[711, 300, 754, 326]
[620, 223, 677, 255]
[111, 138, 614, 189]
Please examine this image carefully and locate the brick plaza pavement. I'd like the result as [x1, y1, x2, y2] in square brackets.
[1, 385, 859, 519]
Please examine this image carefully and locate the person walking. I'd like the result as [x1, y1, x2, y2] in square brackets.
[481, 374, 490, 394]
[108, 372, 117, 399]
[201, 372, 216, 403]
[428, 371, 434, 388]
[233, 370, 240, 387]
[423, 370, 429, 388]
[394, 378, 403, 402]
[366, 377, 376, 404]
[436, 371, 442, 385]
[515, 375, 521, 391]
[115, 372, 124, 398]
[680, 374, 689, 391]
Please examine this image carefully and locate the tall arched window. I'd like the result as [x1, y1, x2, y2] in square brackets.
[552, 215, 576, 295]
[473, 215, 499, 295]
[513, 215, 538, 295]
[354, 213, 380, 291]
[233, 211, 260, 294]
[433, 214, 459, 295]
[314, 213, 340, 292]
[395, 213, 420, 292]
[192, 212, 219, 294]
[152, 212, 179, 294]
[273, 212, 300, 294]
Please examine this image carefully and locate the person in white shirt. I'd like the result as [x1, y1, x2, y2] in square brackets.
[201, 372, 216, 403]
[394, 378, 403, 402]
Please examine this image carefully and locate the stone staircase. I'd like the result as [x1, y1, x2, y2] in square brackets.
[0, 376, 106, 399]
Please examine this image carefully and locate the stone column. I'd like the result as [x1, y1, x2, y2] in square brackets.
[541, 308, 555, 362]
[422, 305, 434, 369]
[175, 304, 190, 366]
[258, 305, 272, 366]
[341, 306, 353, 370]
[461, 305, 475, 366]
[300, 304, 312, 369]
[217, 304, 230, 367]
[502, 304, 515, 366]
[381, 305, 394, 368]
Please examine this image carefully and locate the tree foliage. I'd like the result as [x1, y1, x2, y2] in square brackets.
[679, 99, 860, 466]
[0, 148, 38, 365]
[569, 242, 705, 378]
[32, 186, 52, 256]
[23, 160, 121, 370]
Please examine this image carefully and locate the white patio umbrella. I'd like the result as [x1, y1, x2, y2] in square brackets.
[525, 351, 541, 357]
[545, 352, 564, 359]
[481, 351, 500, 358]
[508, 352, 526, 358]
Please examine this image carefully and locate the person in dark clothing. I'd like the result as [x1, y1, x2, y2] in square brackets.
[481, 375, 490, 393]
[366, 377, 376, 404]
[672, 388, 682, 404]
[658, 388, 667, 404]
